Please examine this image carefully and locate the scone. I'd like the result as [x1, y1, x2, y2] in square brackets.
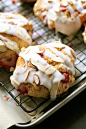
[0, 12, 33, 69]
[10, 41, 76, 99]
[33, 0, 86, 43]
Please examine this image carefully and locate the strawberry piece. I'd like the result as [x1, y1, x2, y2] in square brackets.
[68, 45, 73, 48]
[0, 54, 18, 69]
[4, 96, 9, 101]
[60, 5, 68, 11]
[12, 0, 17, 3]
[42, 15, 46, 19]
[17, 83, 28, 94]
[52, 28, 55, 30]
[61, 72, 69, 83]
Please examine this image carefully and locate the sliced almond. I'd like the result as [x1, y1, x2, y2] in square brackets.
[0, 24, 10, 33]
[51, 57, 64, 63]
[37, 64, 46, 72]
[21, 47, 26, 52]
[30, 58, 39, 66]
[25, 50, 30, 54]
[25, 106, 37, 116]
[47, 12, 58, 21]
[61, 15, 67, 23]
[70, 49, 76, 59]
[72, 0, 77, 4]
[26, 36, 30, 40]
[5, 41, 14, 50]
[30, 58, 46, 72]
[15, 26, 22, 36]
[10, 67, 14, 72]
[61, 0, 68, 6]
[53, 3, 60, 13]
[17, 29, 22, 35]
[10, 78, 20, 86]
[14, 45, 19, 51]
[50, 83, 57, 96]
[33, 74, 40, 85]
[24, 70, 30, 81]
[0, 40, 4, 46]
[45, 66, 56, 75]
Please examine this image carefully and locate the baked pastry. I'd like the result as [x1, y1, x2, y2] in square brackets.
[33, 0, 86, 42]
[0, 12, 33, 69]
[10, 41, 76, 99]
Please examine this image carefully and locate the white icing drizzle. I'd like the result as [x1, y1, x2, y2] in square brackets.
[73, 0, 84, 13]
[0, 19, 28, 26]
[45, 44, 75, 75]
[67, 4, 74, 14]
[0, 12, 32, 52]
[40, 0, 86, 35]
[46, 42, 75, 59]
[10, 41, 76, 99]
[0, 23, 32, 45]
[0, 12, 28, 24]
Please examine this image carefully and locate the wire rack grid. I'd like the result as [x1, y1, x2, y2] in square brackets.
[0, 0, 86, 114]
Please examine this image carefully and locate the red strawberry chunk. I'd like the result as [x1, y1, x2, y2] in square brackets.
[61, 72, 69, 83]
[42, 15, 46, 19]
[0, 54, 18, 69]
[52, 28, 55, 30]
[12, 0, 17, 3]
[17, 83, 28, 94]
[60, 5, 68, 11]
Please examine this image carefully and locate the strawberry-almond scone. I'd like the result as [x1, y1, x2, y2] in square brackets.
[33, 0, 86, 43]
[0, 12, 33, 69]
[10, 41, 76, 99]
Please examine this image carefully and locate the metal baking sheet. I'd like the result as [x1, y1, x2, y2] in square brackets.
[16, 78, 86, 128]
[0, 0, 86, 128]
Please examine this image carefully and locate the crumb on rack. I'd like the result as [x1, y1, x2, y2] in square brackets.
[32, 42, 36, 45]
[66, 34, 74, 39]
[4, 95, 10, 101]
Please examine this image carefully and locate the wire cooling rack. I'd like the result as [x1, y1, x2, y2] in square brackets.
[0, 0, 86, 114]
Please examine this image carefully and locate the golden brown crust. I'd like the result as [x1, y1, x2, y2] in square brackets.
[0, 33, 29, 50]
